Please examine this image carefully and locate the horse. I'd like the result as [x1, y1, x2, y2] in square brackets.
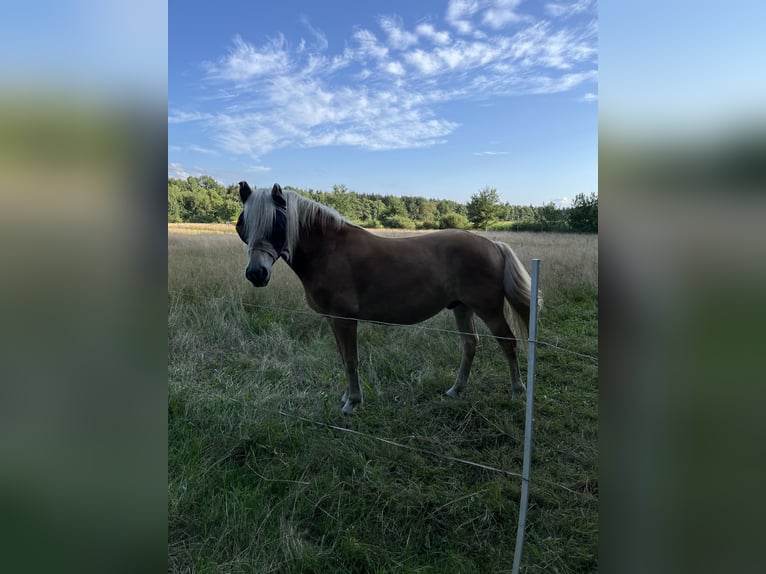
[236, 181, 539, 414]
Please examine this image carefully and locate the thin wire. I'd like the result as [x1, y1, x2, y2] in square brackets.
[168, 287, 597, 500]
[535, 340, 599, 362]
[167, 289, 598, 363]
[278, 410, 597, 502]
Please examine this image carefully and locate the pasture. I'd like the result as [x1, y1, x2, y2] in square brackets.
[168, 227, 598, 573]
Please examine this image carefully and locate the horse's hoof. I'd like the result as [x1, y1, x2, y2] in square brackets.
[342, 400, 359, 415]
[445, 388, 459, 398]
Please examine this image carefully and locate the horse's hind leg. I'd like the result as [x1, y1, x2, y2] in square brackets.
[481, 312, 525, 396]
[328, 318, 362, 414]
[446, 305, 478, 397]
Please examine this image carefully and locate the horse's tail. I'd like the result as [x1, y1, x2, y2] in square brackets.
[494, 241, 542, 344]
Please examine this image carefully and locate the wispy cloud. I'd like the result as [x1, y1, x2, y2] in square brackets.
[579, 91, 598, 102]
[168, 110, 212, 124]
[188, 144, 218, 155]
[446, 0, 482, 35]
[482, 0, 525, 29]
[173, 1, 596, 157]
[380, 15, 418, 50]
[299, 15, 329, 51]
[384, 60, 406, 76]
[352, 28, 389, 61]
[474, 150, 509, 156]
[545, 0, 594, 19]
[416, 23, 451, 46]
[203, 34, 290, 81]
[168, 162, 190, 179]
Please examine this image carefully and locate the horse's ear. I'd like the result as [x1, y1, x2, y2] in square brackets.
[239, 181, 252, 203]
[271, 183, 286, 209]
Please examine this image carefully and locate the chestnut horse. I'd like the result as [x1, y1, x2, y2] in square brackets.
[236, 182, 538, 414]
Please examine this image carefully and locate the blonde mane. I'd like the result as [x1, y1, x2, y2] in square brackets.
[242, 189, 348, 263]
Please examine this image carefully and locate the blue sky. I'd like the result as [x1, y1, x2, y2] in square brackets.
[600, 1, 766, 138]
[169, 0, 597, 205]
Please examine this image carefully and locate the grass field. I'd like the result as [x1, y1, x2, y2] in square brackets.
[168, 226, 598, 573]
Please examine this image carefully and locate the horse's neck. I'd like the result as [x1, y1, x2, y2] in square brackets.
[287, 218, 347, 281]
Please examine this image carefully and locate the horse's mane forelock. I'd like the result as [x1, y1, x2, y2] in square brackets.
[244, 189, 347, 262]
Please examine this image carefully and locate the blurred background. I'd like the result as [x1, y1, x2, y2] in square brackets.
[1, 1, 764, 572]
[599, 2, 766, 573]
[0, 2, 167, 573]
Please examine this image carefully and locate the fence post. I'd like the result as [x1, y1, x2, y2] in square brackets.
[512, 258, 540, 574]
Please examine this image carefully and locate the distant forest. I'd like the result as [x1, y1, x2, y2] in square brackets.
[168, 175, 597, 233]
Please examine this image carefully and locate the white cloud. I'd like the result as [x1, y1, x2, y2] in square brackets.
[448, 0, 528, 33]
[444, 39, 506, 69]
[403, 37, 508, 76]
[179, 5, 596, 157]
[188, 144, 218, 155]
[204, 34, 289, 81]
[579, 92, 597, 102]
[352, 28, 389, 61]
[384, 61, 406, 76]
[446, 0, 483, 34]
[545, 0, 593, 19]
[482, 0, 524, 29]
[210, 113, 281, 156]
[250, 165, 271, 173]
[404, 49, 443, 74]
[299, 15, 329, 51]
[509, 22, 595, 69]
[525, 70, 598, 94]
[206, 75, 459, 154]
[379, 15, 418, 50]
[416, 23, 451, 46]
[168, 110, 211, 124]
[168, 162, 190, 179]
[473, 150, 509, 156]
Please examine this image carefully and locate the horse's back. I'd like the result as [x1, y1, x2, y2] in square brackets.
[351, 228, 506, 314]
[401, 228, 503, 271]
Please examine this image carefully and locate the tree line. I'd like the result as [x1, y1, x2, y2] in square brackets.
[168, 176, 597, 233]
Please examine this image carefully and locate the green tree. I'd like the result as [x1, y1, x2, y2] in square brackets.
[216, 197, 241, 222]
[380, 196, 409, 227]
[168, 175, 237, 223]
[327, 184, 351, 216]
[568, 192, 598, 232]
[198, 174, 222, 192]
[385, 215, 416, 229]
[168, 179, 183, 222]
[439, 212, 472, 229]
[359, 198, 386, 227]
[467, 186, 502, 230]
[536, 202, 564, 229]
[436, 199, 467, 217]
[417, 199, 438, 228]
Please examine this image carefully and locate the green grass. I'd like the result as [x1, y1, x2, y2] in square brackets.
[169, 229, 597, 573]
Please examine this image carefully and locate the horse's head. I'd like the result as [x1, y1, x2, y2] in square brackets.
[236, 181, 288, 287]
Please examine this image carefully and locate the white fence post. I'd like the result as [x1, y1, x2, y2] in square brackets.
[512, 258, 540, 574]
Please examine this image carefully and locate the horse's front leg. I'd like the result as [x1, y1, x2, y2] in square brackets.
[328, 318, 361, 414]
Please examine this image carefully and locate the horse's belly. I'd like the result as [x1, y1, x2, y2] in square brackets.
[356, 292, 448, 325]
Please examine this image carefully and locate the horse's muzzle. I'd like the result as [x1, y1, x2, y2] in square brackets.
[245, 264, 271, 287]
